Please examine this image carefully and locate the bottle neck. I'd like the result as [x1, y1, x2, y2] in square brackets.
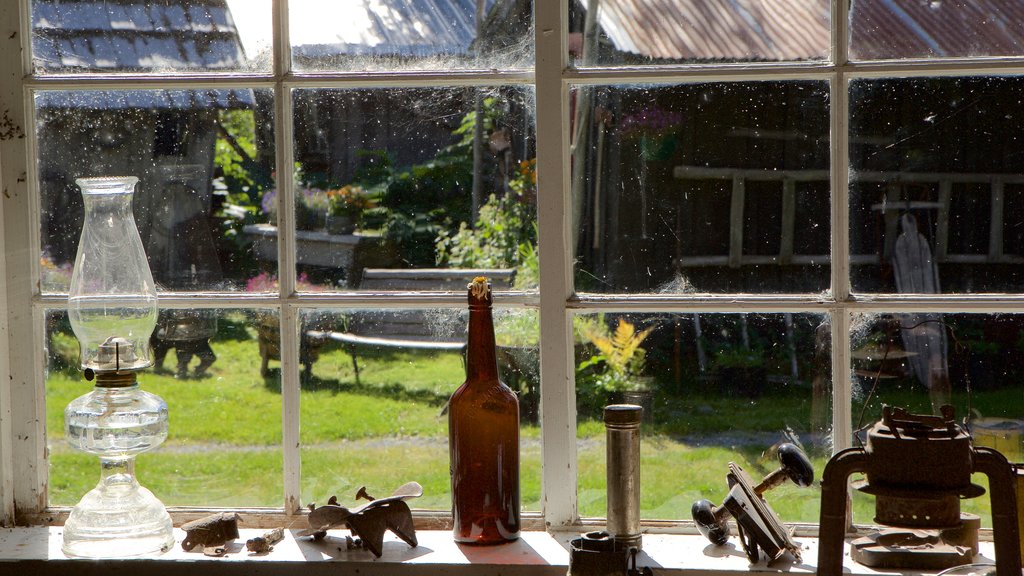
[465, 303, 499, 383]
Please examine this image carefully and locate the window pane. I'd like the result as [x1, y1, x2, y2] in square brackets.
[850, 312, 1024, 528]
[572, 82, 830, 294]
[37, 88, 276, 294]
[281, 87, 536, 291]
[569, 0, 829, 66]
[574, 312, 831, 523]
[289, 0, 533, 72]
[849, 77, 1024, 293]
[298, 308, 540, 512]
[46, 308, 283, 507]
[850, 1, 1024, 60]
[31, 0, 271, 74]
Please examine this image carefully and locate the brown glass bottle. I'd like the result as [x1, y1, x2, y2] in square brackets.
[449, 278, 521, 544]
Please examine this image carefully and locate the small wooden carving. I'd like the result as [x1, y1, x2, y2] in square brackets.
[181, 512, 242, 556]
[300, 482, 422, 558]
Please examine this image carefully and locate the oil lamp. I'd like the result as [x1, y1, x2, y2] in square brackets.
[62, 176, 175, 558]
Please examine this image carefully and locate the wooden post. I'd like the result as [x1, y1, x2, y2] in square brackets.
[780, 178, 796, 265]
[729, 176, 745, 268]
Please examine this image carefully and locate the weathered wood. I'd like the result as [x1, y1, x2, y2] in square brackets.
[729, 177, 745, 268]
[780, 178, 796, 265]
[358, 268, 515, 291]
[990, 178, 1005, 261]
[935, 180, 952, 262]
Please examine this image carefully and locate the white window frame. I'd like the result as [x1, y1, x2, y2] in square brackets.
[4, 0, 1024, 531]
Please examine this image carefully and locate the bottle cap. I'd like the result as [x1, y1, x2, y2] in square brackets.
[604, 404, 643, 426]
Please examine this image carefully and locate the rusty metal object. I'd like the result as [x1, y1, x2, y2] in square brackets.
[246, 527, 284, 554]
[299, 482, 422, 558]
[851, 514, 980, 570]
[818, 405, 1022, 576]
[568, 531, 653, 576]
[181, 512, 241, 556]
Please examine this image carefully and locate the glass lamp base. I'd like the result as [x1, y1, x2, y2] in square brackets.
[62, 478, 174, 558]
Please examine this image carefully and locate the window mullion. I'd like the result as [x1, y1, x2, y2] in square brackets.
[273, 0, 293, 77]
[274, 0, 301, 512]
[536, 0, 576, 528]
[831, 0, 853, 452]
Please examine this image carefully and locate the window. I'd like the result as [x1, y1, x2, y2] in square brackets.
[2, 0, 1023, 536]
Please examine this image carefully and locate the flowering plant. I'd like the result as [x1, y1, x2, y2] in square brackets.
[510, 158, 536, 198]
[618, 106, 683, 139]
[40, 251, 73, 293]
[299, 187, 331, 213]
[326, 185, 373, 217]
[618, 106, 683, 163]
[259, 184, 332, 222]
[245, 271, 322, 292]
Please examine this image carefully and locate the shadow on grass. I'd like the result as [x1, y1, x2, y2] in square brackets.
[261, 368, 451, 407]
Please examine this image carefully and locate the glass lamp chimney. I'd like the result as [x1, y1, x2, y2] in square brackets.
[68, 176, 157, 373]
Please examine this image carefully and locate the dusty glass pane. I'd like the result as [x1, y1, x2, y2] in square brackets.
[286, 87, 536, 291]
[298, 307, 540, 512]
[573, 312, 831, 523]
[289, 0, 533, 72]
[850, 1, 1024, 60]
[46, 308, 283, 507]
[36, 88, 277, 294]
[31, 0, 272, 74]
[568, 0, 829, 66]
[849, 77, 1024, 294]
[572, 82, 830, 294]
[850, 312, 1024, 528]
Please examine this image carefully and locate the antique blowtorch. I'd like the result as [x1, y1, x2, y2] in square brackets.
[818, 406, 1021, 575]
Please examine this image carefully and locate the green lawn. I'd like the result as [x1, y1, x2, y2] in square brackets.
[46, 317, 1014, 525]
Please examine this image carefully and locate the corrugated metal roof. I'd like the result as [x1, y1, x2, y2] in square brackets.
[590, 0, 1024, 62]
[292, 0, 493, 60]
[32, 0, 246, 72]
[850, 0, 1024, 59]
[34, 89, 254, 110]
[593, 0, 830, 62]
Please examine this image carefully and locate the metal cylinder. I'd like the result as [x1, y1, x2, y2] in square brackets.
[604, 404, 643, 549]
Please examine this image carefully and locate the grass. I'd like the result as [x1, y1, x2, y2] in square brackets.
[45, 317, 1016, 526]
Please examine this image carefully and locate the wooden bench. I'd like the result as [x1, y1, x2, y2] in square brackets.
[309, 268, 515, 383]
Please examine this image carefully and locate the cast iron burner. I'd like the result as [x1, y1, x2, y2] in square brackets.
[817, 405, 1021, 575]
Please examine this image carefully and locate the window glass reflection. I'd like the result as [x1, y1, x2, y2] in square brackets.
[289, 0, 533, 72]
[46, 308, 283, 507]
[850, 312, 1024, 528]
[37, 89, 276, 293]
[31, 0, 271, 73]
[568, 0, 829, 66]
[298, 308, 540, 511]
[287, 87, 535, 291]
[850, 1, 1024, 60]
[574, 312, 831, 523]
[850, 77, 1024, 293]
[572, 82, 830, 294]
